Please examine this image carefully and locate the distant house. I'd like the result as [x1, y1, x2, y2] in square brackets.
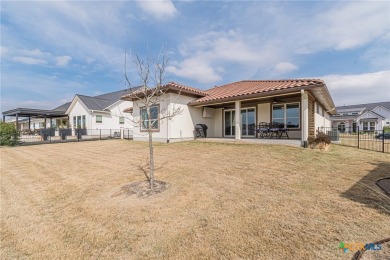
[65, 89, 138, 130]
[331, 102, 390, 132]
[2, 88, 139, 132]
[122, 79, 335, 147]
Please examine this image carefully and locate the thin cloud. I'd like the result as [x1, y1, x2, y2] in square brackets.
[56, 55, 72, 67]
[273, 62, 299, 75]
[323, 70, 390, 106]
[12, 56, 47, 65]
[136, 0, 177, 20]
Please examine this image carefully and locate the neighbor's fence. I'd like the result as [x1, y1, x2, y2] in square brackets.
[318, 126, 389, 153]
[18, 128, 133, 145]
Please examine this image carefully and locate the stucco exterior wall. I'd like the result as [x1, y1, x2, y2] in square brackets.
[315, 101, 332, 132]
[132, 93, 217, 142]
[132, 95, 170, 142]
[214, 109, 223, 137]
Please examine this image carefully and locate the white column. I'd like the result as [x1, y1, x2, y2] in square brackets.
[235, 100, 241, 140]
[301, 90, 309, 147]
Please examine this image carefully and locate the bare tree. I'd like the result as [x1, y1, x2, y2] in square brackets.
[123, 51, 182, 190]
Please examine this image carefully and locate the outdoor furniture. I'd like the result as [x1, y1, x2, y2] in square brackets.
[255, 122, 270, 138]
[255, 122, 289, 139]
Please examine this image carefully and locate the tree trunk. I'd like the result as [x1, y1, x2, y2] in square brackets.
[148, 131, 154, 190]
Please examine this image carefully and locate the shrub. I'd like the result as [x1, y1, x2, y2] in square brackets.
[0, 122, 19, 146]
[384, 126, 390, 133]
[308, 132, 331, 145]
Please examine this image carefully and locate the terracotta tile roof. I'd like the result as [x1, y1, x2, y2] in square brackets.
[189, 79, 324, 105]
[166, 82, 208, 96]
[121, 82, 207, 101]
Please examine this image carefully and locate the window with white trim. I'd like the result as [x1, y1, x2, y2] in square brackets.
[363, 122, 375, 131]
[272, 103, 300, 128]
[119, 117, 125, 124]
[140, 105, 159, 131]
[96, 115, 102, 123]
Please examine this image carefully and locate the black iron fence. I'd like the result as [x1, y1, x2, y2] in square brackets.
[318, 126, 390, 153]
[18, 128, 133, 145]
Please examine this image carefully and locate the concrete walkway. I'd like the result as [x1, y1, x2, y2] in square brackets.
[196, 138, 302, 147]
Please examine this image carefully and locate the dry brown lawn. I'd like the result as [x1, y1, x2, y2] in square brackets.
[1, 140, 389, 259]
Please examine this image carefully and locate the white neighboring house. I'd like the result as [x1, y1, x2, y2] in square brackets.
[65, 89, 138, 131]
[2, 88, 139, 136]
[122, 80, 335, 146]
[331, 102, 390, 132]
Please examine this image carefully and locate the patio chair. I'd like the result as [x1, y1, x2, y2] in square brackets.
[256, 122, 270, 138]
[279, 126, 289, 139]
[269, 123, 282, 138]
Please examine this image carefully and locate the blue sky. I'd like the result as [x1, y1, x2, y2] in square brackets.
[1, 0, 389, 113]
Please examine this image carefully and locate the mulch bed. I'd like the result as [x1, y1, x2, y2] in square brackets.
[112, 180, 168, 198]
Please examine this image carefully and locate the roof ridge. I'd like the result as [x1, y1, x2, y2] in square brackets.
[207, 78, 324, 92]
[77, 94, 110, 101]
[336, 101, 390, 108]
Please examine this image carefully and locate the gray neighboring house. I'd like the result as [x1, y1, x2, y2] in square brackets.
[331, 101, 390, 132]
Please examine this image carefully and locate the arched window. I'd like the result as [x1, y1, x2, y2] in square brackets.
[338, 122, 345, 133]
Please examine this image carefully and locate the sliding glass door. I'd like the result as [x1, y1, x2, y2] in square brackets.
[241, 108, 256, 136]
[224, 108, 256, 137]
[224, 110, 235, 136]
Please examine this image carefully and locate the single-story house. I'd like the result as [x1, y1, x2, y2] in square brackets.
[331, 102, 390, 132]
[2, 88, 139, 133]
[122, 79, 335, 146]
[65, 88, 138, 131]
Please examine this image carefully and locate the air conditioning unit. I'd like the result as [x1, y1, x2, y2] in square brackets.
[203, 107, 214, 118]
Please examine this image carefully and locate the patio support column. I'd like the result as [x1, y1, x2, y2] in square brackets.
[301, 90, 309, 147]
[28, 117, 31, 130]
[2, 115, 5, 122]
[235, 100, 241, 140]
[44, 117, 47, 129]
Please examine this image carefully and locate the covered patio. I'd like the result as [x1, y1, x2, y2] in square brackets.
[2, 108, 68, 130]
[186, 79, 337, 147]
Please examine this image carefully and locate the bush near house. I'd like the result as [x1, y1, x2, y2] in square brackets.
[308, 132, 331, 150]
[384, 126, 390, 133]
[0, 122, 19, 146]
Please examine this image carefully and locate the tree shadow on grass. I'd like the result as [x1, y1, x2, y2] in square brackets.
[341, 161, 390, 216]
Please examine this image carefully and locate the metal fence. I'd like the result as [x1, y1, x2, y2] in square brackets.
[318, 126, 390, 153]
[18, 128, 133, 145]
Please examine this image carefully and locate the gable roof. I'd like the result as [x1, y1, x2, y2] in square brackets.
[188, 79, 326, 105]
[52, 102, 71, 112]
[67, 87, 141, 113]
[332, 101, 390, 120]
[355, 110, 386, 121]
